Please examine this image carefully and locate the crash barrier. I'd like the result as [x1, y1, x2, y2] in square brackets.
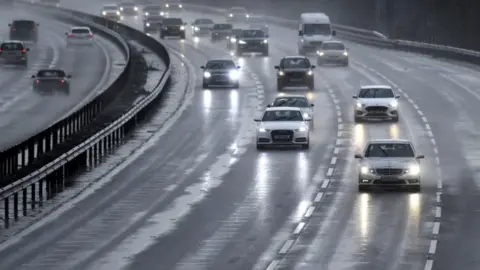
[184, 4, 480, 65]
[0, 2, 171, 229]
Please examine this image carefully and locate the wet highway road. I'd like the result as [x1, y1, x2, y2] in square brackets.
[0, 2, 479, 270]
[0, 6, 124, 150]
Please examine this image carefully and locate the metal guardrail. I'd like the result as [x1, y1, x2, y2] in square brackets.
[184, 3, 480, 65]
[0, 2, 171, 229]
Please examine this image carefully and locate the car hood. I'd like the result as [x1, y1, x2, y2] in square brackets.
[357, 98, 394, 106]
[239, 37, 266, 41]
[303, 35, 332, 42]
[362, 157, 417, 168]
[282, 68, 310, 72]
[259, 121, 307, 130]
[196, 23, 214, 28]
[206, 68, 233, 73]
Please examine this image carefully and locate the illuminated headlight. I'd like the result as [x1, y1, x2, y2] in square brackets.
[360, 166, 372, 174]
[203, 71, 211, 78]
[303, 113, 310, 119]
[356, 102, 363, 108]
[317, 51, 324, 56]
[229, 13, 233, 17]
[134, 6, 138, 11]
[230, 37, 236, 42]
[258, 128, 269, 132]
[165, 4, 169, 7]
[160, 12, 165, 16]
[179, 4, 182, 8]
[120, 7, 123, 10]
[278, 71, 284, 76]
[180, 26, 185, 30]
[194, 26, 199, 31]
[145, 12, 149, 15]
[390, 99, 398, 108]
[146, 23, 150, 26]
[407, 164, 420, 175]
[102, 11, 106, 15]
[229, 70, 240, 80]
[116, 11, 120, 15]
[238, 40, 246, 44]
[263, 39, 268, 44]
[343, 51, 348, 56]
[246, 14, 249, 18]
[307, 70, 313, 76]
[295, 127, 307, 132]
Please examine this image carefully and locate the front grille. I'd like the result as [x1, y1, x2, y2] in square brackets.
[271, 130, 293, 143]
[374, 180, 405, 185]
[375, 168, 404, 175]
[286, 72, 305, 78]
[365, 106, 388, 113]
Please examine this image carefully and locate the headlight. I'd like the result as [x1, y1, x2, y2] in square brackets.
[120, 7, 123, 10]
[307, 70, 313, 76]
[230, 37, 236, 42]
[263, 39, 268, 43]
[407, 164, 420, 175]
[134, 6, 138, 11]
[278, 71, 284, 76]
[102, 11, 106, 15]
[246, 14, 249, 18]
[179, 4, 182, 8]
[203, 71, 211, 78]
[390, 99, 398, 108]
[165, 4, 169, 7]
[343, 51, 348, 56]
[194, 26, 199, 31]
[296, 127, 307, 132]
[238, 40, 246, 44]
[356, 102, 363, 108]
[180, 26, 185, 30]
[229, 13, 233, 17]
[116, 11, 120, 15]
[229, 70, 240, 80]
[160, 12, 165, 16]
[145, 12, 149, 15]
[146, 23, 150, 26]
[317, 51, 324, 56]
[303, 113, 310, 119]
[258, 128, 269, 132]
[360, 166, 371, 174]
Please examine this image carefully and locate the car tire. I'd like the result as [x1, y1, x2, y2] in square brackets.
[232, 82, 240, 89]
[202, 81, 208, 89]
[358, 185, 369, 192]
[277, 80, 283, 91]
[392, 116, 399, 122]
[302, 143, 309, 149]
[160, 32, 165, 39]
[180, 33, 186, 39]
[307, 81, 314, 90]
[256, 144, 264, 150]
[344, 60, 349, 67]
[354, 116, 362, 123]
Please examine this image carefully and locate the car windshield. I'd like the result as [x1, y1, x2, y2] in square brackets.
[37, 70, 65, 77]
[72, 28, 90, 34]
[365, 143, 415, 158]
[103, 6, 117, 10]
[262, 110, 304, 121]
[249, 17, 265, 23]
[147, 16, 163, 22]
[163, 18, 183, 25]
[143, 6, 161, 11]
[304, 23, 331, 35]
[206, 60, 235, 69]
[280, 58, 310, 68]
[322, 42, 345, 50]
[1, 43, 24, 50]
[12, 21, 35, 29]
[240, 29, 265, 38]
[358, 88, 394, 98]
[195, 19, 213, 24]
[230, 7, 246, 13]
[214, 24, 232, 30]
[120, 3, 135, 7]
[273, 97, 310, 107]
[231, 29, 242, 35]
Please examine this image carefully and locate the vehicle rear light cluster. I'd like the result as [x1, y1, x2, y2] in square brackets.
[68, 34, 75, 38]
[36, 80, 40, 84]
[88, 34, 93, 38]
[21, 49, 26, 53]
[60, 79, 65, 83]
[11, 28, 15, 32]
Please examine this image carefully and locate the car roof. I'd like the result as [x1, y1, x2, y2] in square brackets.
[283, 56, 308, 59]
[37, 69, 65, 73]
[300, 13, 330, 23]
[275, 94, 307, 98]
[360, 85, 391, 89]
[367, 139, 412, 144]
[103, 4, 117, 6]
[2, 40, 24, 44]
[207, 59, 234, 63]
[265, 107, 302, 111]
[322, 40, 344, 44]
[13, 19, 35, 23]
[230, 6, 246, 10]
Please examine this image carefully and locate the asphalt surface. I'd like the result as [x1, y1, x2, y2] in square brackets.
[0, 6, 124, 150]
[0, 2, 478, 270]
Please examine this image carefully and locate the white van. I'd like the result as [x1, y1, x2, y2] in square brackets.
[297, 13, 336, 55]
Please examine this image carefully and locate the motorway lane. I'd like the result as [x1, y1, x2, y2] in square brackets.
[0, 7, 124, 150]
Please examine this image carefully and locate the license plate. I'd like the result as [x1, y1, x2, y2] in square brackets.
[380, 177, 396, 181]
[275, 135, 290, 139]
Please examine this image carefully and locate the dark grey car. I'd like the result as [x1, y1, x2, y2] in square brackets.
[275, 56, 315, 90]
[160, 18, 186, 39]
[32, 69, 71, 93]
[9, 20, 38, 43]
[236, 29, 268, 56]
[211, 23, 233, 41]
[143, 15, 164, 32]
[201, 59, 240, 89]
[0, 41, 29, 67]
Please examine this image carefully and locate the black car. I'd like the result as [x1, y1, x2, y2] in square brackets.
[165, 1, 183, 11]
[226, 28, 242, 50]
[201, 59, 240, 89]
[211, 23, 232, 41]
[275, 56, 315, 90]
[143, 15, 164, 32]
[9, 20, 38, 43]
[236, 29, 268, 56]
[119, 2, 139, 15]
[142, 5, 163, 18]
[191, 18, 214, 37]
[32, 69, 71, 93]
[160, 18, 186, 39]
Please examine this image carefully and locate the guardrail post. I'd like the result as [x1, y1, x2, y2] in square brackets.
[52, 130, 58, 148]
[22, 188, 27, 217]
[13, 192, 18, 221]
[31, 182, 36, 210]
[28, 142, 35, 164]
[4, 197, 9, 228]
[38, 179, 44, 207]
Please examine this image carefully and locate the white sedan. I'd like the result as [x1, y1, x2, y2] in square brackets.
[353, 85, 400, 122]
[65, 27, 94, 47]
[254, 107, 310, 149]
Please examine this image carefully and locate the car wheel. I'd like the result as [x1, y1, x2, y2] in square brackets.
[202, 82, 208, 89]
[344, 60, 349, 67]
[277, 81, 283, 91]
[180, 33, 186, 39]
[160, 33, 165, 39]
[358, 185, 370, 192]
[263, 48, 269, 56]
[298, 47, 305, 55]
[302, 143, 309, 149]
[307, 81, 314, 90]
[256, 144, 264, 150]
[392, 116, 399, 122]
[354, 116, 362, 123]
[232, 82, 239, 89]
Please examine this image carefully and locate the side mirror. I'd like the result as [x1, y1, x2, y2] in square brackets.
[8, 24, 11, 26]
[65, 32, 68, 35]
[254, 118, 261, 122]
[298, 30, 303, 36]
[395, 95, 400, 98]
[200, 66, 205, 69]
[310, 104, 314, 107]
[354, 154, 363, 159]
[236, 65, 240, 69]
[274, 65, 279, 69]
[31, 75, 35, 78]
[67, 74, 72, 78]
[36, 23, 39, 26]
[352, 95, 358, 99]
[416, 155, 425, 159]
[266, 104, 271, 107]
[332, 30, 336, 36]
[26, 48, 30, 51]
[311, 65, 316, 69]
[304, 118, 311, 121]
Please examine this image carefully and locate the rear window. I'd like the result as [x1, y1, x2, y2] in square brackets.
[37, 70, 65, 77]
[194, 19, 214, 24]
[1, 43, 24, 50]
[12, 21, 35, 28]
[163, 18, 183, 25]
[71, 28, 90, 34]
[230, 8, 246, 13]
[214, 24, 232, 30]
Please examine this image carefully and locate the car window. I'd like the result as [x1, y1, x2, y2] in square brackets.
[358, 88, 394, 98]
[262, 110, 304, 121]
[12, 21, 35, 29]
[103, 6, 117, 10]
[37, 70, 66, 77]
[365, 143, 415, 158]
[1, 43, 24, 50]
[120, 2, 135, 6]
[273, 97, 309, 107]
[280, 58, 310, 68]
[195, 19, 214, 24]
[214, 24, 232, 30]
[144, 6, 161, 11]
[303, 23, 331, 35]
[230, 8, 247, 13]
[321, 43, 345, 50]
[147, 16, 163, 22]
[206, 60, 235, 69]
[240, 29, 265, 37]
[71, 29, 90, 34]
[163, 18, 183, 25]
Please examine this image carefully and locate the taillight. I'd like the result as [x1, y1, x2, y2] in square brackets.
[11, 28, 15, 32]
[36, 80, 40, 84]
[68, 34, 75, 38]
[21, 49, 26, 53]
[88, 34, 93, 38]
[60, 79, 65, 83]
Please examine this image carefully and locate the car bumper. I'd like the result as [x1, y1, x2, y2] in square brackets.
[67, 39, 94, 45]
[104, 15, 121, 21]
[9, 34, 37, 41]
[162, 30, 185, 36]
[354, 108, 398, 120]
[34, 83, 69, 90]
[193, 29, 211, 35]
[358, 174, 420, 187]
[1, 57, 27, 64]
[237, 44, 268, 52]
[203, 76, 238, 86]
[256, 132, 309, 145]
[211, 33, 229, 39]
[317, 55, 348, 63]
[278, 75, 313, 86]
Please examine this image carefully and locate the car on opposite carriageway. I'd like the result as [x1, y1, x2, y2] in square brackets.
[275, 56, 315, 90]
[143, 15, 164, 33]
[201, 59, 240, 89]
[316, 40, 349, 66]
[235, 29, 269, 56]
[353, 85, 400, 122]
[160, 18, 186, 39]
[191, 18, 214, 37]
[39, 0, 59, 7]
[211, 23, 233, 41]
[32, 69, 71, 93]
[9, 20, 38, 43]
[247, 15, 268, 35]
[165, 0, 183, 12]
[268, 94, 314, 122]
[0, 40, 29, 68]
[355, 139, 424, 192]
